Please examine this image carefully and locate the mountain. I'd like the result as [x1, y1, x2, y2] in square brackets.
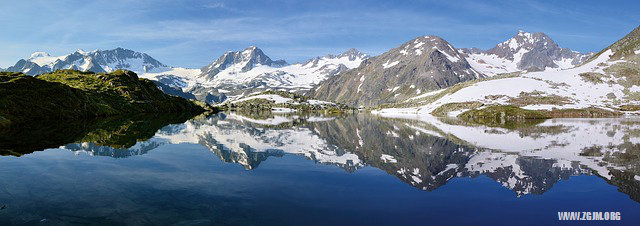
[461, 31, 593, 76]
[312, 35, 482, 107]
[164, 46, 368, 103]
[375, 25, 640, 118]
[6, 59, 50, 75]
[5, 48, 169, 76]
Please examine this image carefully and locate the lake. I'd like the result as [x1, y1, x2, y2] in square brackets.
[0, 112, 639, 225]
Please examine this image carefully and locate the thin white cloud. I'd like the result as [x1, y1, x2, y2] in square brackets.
[204, 2, 225, 9]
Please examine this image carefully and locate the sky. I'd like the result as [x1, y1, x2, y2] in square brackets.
[0, 0, 639, 68]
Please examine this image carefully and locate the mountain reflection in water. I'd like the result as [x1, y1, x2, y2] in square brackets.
[1, 112, 639, 224]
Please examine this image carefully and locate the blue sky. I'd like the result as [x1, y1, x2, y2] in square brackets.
[1, 0, 638, 68]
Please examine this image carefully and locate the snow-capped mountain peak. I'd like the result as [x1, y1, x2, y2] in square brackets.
[199, 46, 288, 81]
[336, 48, 368, 61]
[90, 47, 168, 73]
[29, 51, 50, 59]
[461, 30, 593, 76]
[27, 51, 68, 67]
[302, 48, 368, 69]
[491, 31, 555, 58]
[75, 49, 89, 54]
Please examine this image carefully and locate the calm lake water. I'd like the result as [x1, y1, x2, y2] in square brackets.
[0, 112, 639, 225]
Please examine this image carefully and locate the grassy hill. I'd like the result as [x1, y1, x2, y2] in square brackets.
[0, 69, 208, 126]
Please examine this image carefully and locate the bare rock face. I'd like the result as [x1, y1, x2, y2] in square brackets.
[313, 35, 482, 107]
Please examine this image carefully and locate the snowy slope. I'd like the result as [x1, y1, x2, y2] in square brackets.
[27, 52, 67, 66]
[139, 67, 201, 89]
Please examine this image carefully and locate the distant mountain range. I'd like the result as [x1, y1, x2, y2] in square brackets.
[5, 48, 168, 75]
[181, 46, 368, 103]
[2, 30, 601, 106]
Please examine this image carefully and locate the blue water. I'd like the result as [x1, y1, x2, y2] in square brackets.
[0, 114, 638, 225]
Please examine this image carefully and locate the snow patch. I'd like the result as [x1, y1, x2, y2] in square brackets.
[232, 94, 296, 104]
[380, 154, 398, 163]
[383, 60, 400, 69]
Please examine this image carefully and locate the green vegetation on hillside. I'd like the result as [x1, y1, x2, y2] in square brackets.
[458, 105, 550, 120]
[505, 91, 573, 107]
[221, 90, 354, 114]
[0, 69, 209, 126]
